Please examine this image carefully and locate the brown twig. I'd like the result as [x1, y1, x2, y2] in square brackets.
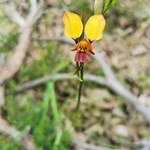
[135, 138, 150, 149]
[0, 85, 5, 110]
[16, 73, 106, 92]
[72, 140, 112, 150]
[0, 0, 43, 85]
[4, 2, 25, 27]
[0, 0, 9, 3]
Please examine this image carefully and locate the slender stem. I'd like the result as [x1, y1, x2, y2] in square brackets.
[76, 62, 84, 110]
[76, 62, 79, 76]
[75, 10, 85, 110]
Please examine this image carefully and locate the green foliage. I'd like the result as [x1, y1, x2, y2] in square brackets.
[69, 63, 83, 82]
[94, 0, 117, 14]
[102, 0, 117, 14]
[3, 86, 72, 149]
[0, 28, 18, 53]
[0, 136, 20, 150]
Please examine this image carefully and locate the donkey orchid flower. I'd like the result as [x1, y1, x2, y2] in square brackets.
[63, 11, 106, 63]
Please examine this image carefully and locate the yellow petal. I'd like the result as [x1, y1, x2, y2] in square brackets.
[85, 15, 106, 41]
[63, 11, 83, 39]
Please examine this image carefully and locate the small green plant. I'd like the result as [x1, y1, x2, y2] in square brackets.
[0, 29, 18, 53]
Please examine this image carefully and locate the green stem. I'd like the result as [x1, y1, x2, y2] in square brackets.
[76, 62, 84, 110]
[75, 10, 86, 110]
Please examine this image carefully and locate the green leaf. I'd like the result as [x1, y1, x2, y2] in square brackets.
[69, 63, 83, 77]
[101, 0, 118, 14]
[77, 73, 83, 82]
[111, 0, 117, 5]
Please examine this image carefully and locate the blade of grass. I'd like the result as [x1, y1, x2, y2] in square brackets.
[48, 81, 59, 124]
[41, 82, 51, 122]
[48, 81, 62, 146]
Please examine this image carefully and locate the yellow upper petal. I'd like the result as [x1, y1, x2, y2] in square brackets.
[63, 11, 83, 39]
[85, 15, 106, 41]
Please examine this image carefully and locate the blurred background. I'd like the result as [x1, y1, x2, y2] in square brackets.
[0, 0, 150, 150]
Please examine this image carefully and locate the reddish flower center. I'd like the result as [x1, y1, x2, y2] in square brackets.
[71, 38, 95, 63]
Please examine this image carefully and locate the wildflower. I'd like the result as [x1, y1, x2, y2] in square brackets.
[63, 11, 106, 63]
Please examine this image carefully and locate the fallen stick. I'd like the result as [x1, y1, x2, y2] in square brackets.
[0, 85, 5, 110]
[16, 73, 106, 92]
[0, 1, 43, 85]
[72, 140, 112, 150]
